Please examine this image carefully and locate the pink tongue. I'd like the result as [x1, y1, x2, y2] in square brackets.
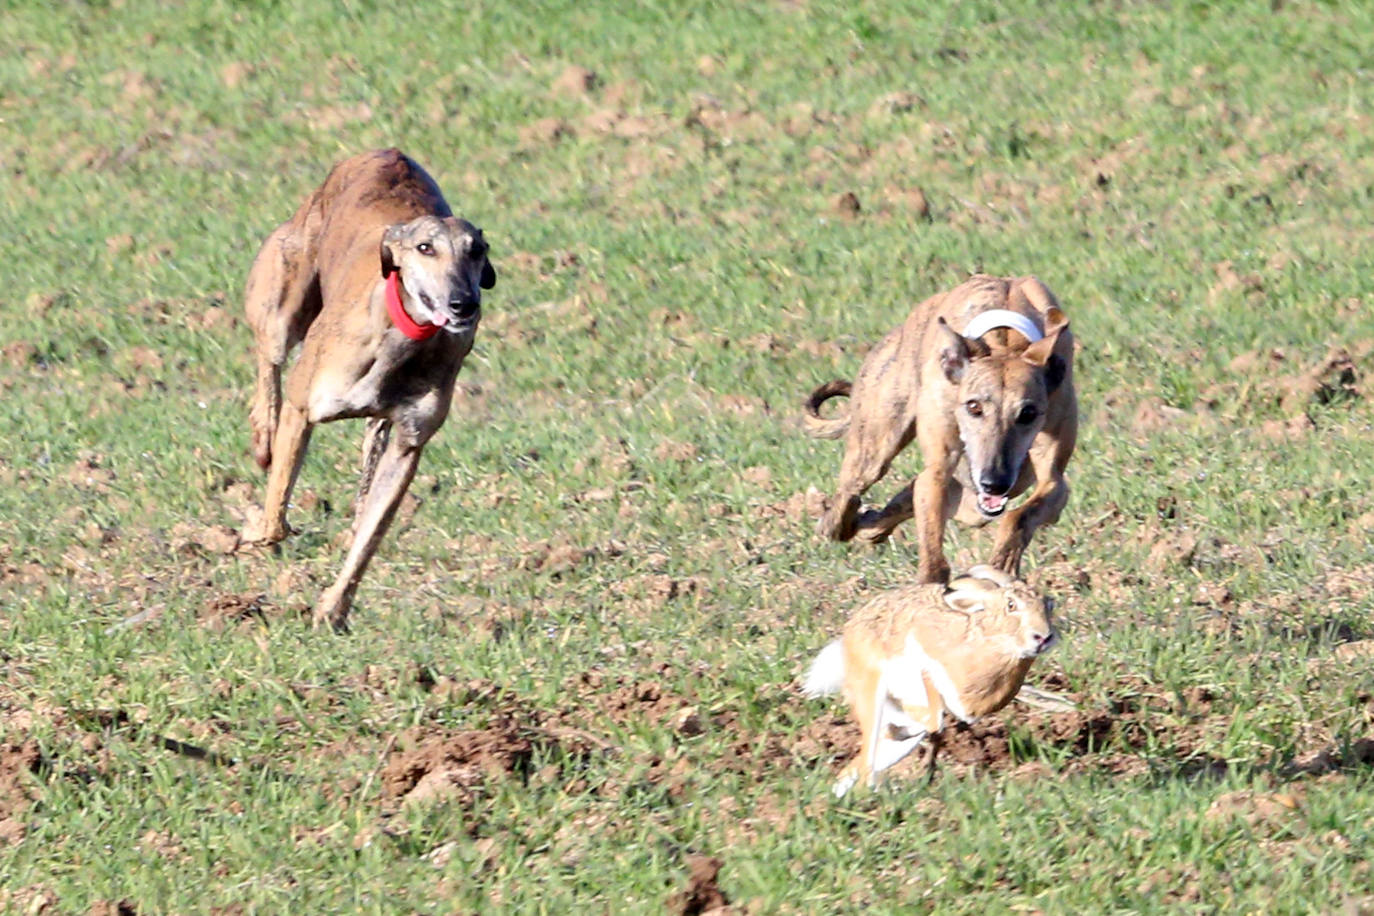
[432, 312, 448, 326]
[980, 494, 1007, 512]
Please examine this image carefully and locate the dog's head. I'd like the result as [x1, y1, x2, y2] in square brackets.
[379, 215, 496, 335]
[936, 308, 1069, 518]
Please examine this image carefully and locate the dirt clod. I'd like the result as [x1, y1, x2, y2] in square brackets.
[833, 191, 861, 217]
[553, 65, 598, 95]
[199, 593, 271, 631]
[88, 901, 138, 916]
[0, 740, 41, 828]
[669, 854, 730, 916]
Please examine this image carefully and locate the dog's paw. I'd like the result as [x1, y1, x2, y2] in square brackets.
[851, 509, 895, 545]
[817, 496, 862, 541]
[312, 590, 352, 634]
[988, 549, 1023, 578]
[240, 506, 289, 546]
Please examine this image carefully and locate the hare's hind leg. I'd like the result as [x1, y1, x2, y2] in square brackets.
[870, 700, 930, 778]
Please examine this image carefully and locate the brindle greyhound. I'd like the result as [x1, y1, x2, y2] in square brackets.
[241, 148, 495, 631]
[805, 275, 1075, 584]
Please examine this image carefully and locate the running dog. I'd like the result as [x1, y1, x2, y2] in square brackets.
[805, 275, 1075, 584]
[240, 148, 495, 631]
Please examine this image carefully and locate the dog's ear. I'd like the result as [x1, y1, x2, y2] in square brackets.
[1023, 316, 1069, 393]
[379, 224, 405, 278]
[480, 257, 496, 290]
[1042, 306, 1069, 336]
[937, 317, 973, 383]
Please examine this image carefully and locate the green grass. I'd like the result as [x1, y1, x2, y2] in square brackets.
[3, 0, 1374, 911]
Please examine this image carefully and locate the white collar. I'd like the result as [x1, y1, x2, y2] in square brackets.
[961, 309, 1043, 343]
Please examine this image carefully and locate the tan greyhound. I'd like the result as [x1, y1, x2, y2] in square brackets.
[240, 148, 495, 631]
[805, 275, 1075, 584]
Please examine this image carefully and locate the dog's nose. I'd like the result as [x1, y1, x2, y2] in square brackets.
[978, 472, 1011, 495]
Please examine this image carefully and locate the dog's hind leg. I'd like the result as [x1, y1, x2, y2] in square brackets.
[818, 418, 916, 542]
[243, 401, 313, 545]
[244, 219, 323, 470]
[314, 426, 428, 632]
[854, 475, 965, 543]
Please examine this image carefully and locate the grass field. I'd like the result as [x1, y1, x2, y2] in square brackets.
[3, 0, 1374, 911]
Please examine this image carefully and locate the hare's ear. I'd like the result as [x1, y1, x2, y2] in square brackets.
[966, 564, 1014, 587]
[943, 590, 985, 614]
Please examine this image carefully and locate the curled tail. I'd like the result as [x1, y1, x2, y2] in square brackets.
[803, 380, 852, 439]
[802, 639, 845, 697]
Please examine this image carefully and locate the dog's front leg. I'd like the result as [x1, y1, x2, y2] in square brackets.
[313, 429, 426, 631]
[352, 418, 392, 538]
[912, 465, 953, 584]
[243, 401, 313, 544]
[989, 472, 1068, 576]
[989, 431, 1071, 576]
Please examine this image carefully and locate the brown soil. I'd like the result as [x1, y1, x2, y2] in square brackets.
[379, 709, 603, 811]
[198, 593, 291, 631]
[381, 721, 534, 807]
[0, 740, 41, 844]
[668, 854, 730, 916]
[88, 902, 137, 916]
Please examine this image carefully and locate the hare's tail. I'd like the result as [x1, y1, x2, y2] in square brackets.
[802, 640, 845, 697]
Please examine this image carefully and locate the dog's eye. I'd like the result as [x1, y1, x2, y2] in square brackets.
[417, 242, 435, 256]
[965, 400, 983, 417]
[1016, 405, 1039, 425]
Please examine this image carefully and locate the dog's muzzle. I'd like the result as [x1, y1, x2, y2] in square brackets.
[442, 299, 480, 333]
[975, 491, 1009, 518]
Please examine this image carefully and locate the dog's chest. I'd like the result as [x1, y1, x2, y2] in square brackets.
[308, 337, 468, 424]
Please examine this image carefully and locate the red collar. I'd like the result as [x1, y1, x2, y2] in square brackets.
[385, 270, 440, 341]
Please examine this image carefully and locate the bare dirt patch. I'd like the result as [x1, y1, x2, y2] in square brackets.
[87, 900, 138, 916]
[0, 740, 41, 845]
[381, 722, 536, 808]
[198, 593, 279, 631]
[668, 854, 731, 915]
[377, 688, 607, 813]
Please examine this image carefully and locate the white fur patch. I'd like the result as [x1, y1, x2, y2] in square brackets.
[802, 640, 845, 697]
[881, 656, 930, 712]
[870, 733, 927, 777]
[962, 309, 1044, 344]
[902, 634, 974, 723]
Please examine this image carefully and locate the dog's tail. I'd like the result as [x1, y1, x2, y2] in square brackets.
[803, 380, 852, 439]
[802, 639, 846, 698]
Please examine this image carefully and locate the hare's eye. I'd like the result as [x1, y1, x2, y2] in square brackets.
[417, 242, 436, 256]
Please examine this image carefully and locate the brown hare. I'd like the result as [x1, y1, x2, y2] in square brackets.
[803, 565, 1058, 796]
